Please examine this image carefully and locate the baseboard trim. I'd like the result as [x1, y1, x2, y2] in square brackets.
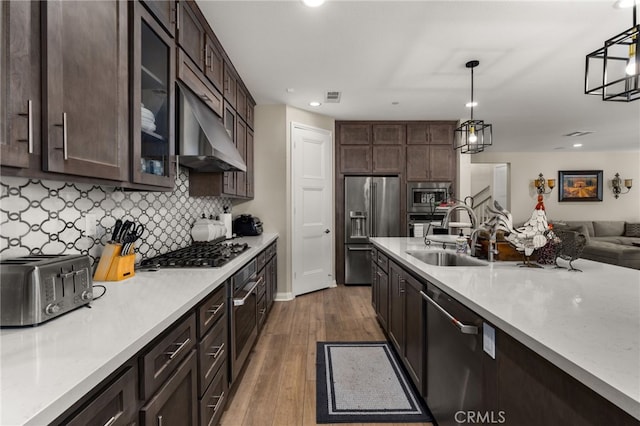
[274, 292, 295, 301]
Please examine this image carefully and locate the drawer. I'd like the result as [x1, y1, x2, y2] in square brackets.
[257, 250, 266, 271]
[377, 251, 389, 273]
[198, 316, 227, 397]
[141, 313, 197, 400]
[65, 366, 137, 426]
[197, 283, 227, 339]
[178, 49, 223, 117]
[199, 366, 228, 426]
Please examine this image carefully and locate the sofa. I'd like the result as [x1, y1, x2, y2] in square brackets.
[552, 221, 640, 270]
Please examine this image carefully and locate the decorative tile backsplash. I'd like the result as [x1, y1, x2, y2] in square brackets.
[0, 169, 231, 265]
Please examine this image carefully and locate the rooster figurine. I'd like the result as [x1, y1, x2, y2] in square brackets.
[482, 196, 549, 267]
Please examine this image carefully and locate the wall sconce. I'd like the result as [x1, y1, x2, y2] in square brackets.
[612, 173, 633, 198]
[535, 173, 555, 194]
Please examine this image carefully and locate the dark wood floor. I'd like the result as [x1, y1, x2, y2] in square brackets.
[220, 285, 433, 426]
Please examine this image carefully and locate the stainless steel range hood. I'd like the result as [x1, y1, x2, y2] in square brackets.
[177, 81, 246, 172]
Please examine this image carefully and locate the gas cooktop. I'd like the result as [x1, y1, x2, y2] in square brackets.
[140, 241, 250, 268]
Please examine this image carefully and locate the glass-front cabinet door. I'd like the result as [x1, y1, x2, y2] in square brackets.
[131, 2, 175, 187]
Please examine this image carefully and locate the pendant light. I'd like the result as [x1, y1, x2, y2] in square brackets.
[455, 60, 493, 154]
[585, 3, 639, 102]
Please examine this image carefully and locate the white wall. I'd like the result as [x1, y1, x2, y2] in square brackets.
[468, 151, 640, 223]
[233, 104, 335, 298]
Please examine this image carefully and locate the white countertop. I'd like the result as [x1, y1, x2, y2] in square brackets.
[371, 237, 640, 420]
[0, 233, 278, 426]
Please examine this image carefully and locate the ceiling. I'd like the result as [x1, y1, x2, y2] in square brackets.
[196, 0, 640, 152]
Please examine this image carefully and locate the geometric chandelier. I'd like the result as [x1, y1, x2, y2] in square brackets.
[585, 2, 639, 102]
[455, 60, 493, 153]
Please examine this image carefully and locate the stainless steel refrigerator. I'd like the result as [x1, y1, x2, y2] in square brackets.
[344, 176, 400, 284]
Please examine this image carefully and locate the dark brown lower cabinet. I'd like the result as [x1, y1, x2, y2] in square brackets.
[199, 366, 227, 426]
[388, 261, 404, 354]
[141, 350, 198, 426]
[495, 329, 638, 426]
[372, 263, 389, 331]
[64, 366, 138, 426]
[402, 272, 425, 395]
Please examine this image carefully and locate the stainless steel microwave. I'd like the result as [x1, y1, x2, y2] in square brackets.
[407, 182, 451, 212]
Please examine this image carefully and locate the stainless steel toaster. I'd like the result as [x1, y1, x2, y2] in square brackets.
[0, 254, 93, 326]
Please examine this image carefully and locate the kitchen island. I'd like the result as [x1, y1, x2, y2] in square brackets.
[0, 233, 278, 426]
[371, 237, 640, 422]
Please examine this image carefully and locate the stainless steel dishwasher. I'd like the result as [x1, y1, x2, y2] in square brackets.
[421, 282, 484, 426]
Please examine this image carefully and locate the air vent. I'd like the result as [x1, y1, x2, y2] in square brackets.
[563, 131, 594, 137]
[325, 91, 341, 103]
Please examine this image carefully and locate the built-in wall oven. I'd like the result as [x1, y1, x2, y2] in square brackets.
[229, 259, 261, 383]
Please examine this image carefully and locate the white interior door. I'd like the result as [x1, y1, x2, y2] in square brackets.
[493, 164, 509, 209]
[292, 123, 334, 296]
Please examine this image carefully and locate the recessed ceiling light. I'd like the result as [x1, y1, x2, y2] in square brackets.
[392, 101, 399, 105]
[309, 101, 321, 107]
[465, 102, 478, 108]
[286, 88, 295, 93]
[573, 143, 583, 148]
[302, 0, 325, 7]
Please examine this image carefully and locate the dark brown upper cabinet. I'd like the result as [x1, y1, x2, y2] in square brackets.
[236, 84, 248, 121]
[338, 123, 371, 145]
[177, 0, 205, 68]
[1, 1, 41, 169]
[246, 128, 254, 198]
[42, 0, 129, 181]
[140, 0, 176, 38]
[407, 122, 455, 145]
[246, 96, 256, 129]
[204, 33, 224, 92]
[223, 62, 238, 110]
[235, 117, 247, 197]
[131, 1, 176, 188]
[373, 124, 405, 145]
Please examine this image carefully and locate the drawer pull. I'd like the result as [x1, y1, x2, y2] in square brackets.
[164, 338, 191, 359]
[103, 416, 116, 426]
[158, 414, 163, 426]
[206, 343, 225, 359]
[206, 303, 224, 317]
[207, 392, 225, 412]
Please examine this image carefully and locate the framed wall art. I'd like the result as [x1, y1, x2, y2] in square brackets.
[558, 170, 603, 202]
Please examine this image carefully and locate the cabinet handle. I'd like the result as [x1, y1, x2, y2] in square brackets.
[157, 414, 163, 426]
[164, 337, 191, 359]
[103, 416, 116, 426]
[420, 290, 478, 335]
[54, 112, 68, 160]
[206, 303, 224, 317]
[17, 100, 33, 153]
[207, 392, 225, 412]
[175, 4, 179, 30]
[205, 49, 210, 68]
[201, 93, 211, 102]
[206, 342, 225, 359]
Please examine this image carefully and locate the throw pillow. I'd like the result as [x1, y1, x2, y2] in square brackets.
[625, 223, 640, 237]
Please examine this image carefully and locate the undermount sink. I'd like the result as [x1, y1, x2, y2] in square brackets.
[406, 251, 488, 267]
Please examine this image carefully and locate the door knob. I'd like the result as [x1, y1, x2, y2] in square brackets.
[324, 229, 331, 234]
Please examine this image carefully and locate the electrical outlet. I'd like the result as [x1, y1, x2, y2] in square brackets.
[85, 214, 97, 236]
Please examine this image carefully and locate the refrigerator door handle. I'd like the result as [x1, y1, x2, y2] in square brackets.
[371, 182, 377, 237]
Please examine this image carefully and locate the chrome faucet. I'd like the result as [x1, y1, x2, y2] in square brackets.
[441, 202, 478, 233]
[487, 231, 499, 262]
